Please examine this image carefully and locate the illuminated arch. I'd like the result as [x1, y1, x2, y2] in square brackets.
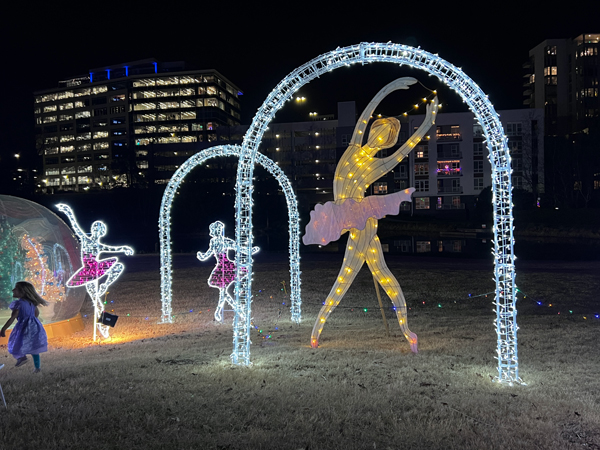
[159, 145, 301, 327]
[233, 42, 521, 385]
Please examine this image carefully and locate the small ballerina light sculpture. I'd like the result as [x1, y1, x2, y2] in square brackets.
[56, 204, 134, 341]
[197, 221, 259, 322]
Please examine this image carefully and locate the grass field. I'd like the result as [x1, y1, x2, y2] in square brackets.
[1, 253, 599, 449]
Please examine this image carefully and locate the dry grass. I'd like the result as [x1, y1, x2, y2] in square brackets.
[1, 253, 599, 450]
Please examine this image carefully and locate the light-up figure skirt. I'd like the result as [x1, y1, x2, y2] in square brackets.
[209, 253, 247, 288]
[67, 254, 116, 287]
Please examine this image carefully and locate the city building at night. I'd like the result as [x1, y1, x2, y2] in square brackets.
[523, 34, 599, 206]
[406, 108, 545, 214]
[141, 103, 544, 215]
[523, 33, 599, 135]
[34, 59, 242, 192]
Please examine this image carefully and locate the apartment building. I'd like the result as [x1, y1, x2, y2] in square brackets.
[523, 33, 599, 135]
[406, 109, 544, 214]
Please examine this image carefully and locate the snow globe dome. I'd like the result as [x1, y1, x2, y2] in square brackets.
[0, 195, 85, 326]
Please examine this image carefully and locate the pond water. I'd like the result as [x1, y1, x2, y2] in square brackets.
[380, 234, 600, 261]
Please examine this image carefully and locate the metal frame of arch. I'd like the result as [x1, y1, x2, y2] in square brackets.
[233, 42, 522, 385]
[159, 145, 302, 348]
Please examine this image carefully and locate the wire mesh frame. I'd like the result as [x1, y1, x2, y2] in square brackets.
[233, 42, 522, 384]
[158, 145, 302, 356]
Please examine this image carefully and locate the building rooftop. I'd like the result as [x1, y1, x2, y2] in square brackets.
[34, 59, 242, 95]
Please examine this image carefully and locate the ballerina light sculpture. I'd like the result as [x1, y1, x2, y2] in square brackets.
[197, 221, 259, 323]
[56, 204, 134, 341]
[303, 78, 438, 352]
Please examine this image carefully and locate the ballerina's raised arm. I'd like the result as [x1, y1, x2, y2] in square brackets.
[56, 204, 89, 243]
[373, 95, 439, 176]
[348, 77, 418, 147]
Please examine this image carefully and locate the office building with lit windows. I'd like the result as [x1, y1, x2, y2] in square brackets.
[144, 106, 345, 199]
[33, 59, 242, 192]
[523, 33, 599, 135]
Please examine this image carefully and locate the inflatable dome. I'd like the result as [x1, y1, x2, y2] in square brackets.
[0, 195, 86, 326]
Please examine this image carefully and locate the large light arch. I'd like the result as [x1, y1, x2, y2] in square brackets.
[159, 144, 301, 328]
[233, 42, 522, 385]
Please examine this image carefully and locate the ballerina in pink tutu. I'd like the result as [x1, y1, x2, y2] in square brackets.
[197, 221, 259, 322]
[56, 204, 133, 340]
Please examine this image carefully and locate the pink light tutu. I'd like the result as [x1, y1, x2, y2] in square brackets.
[209, 253, 248, 288]
[303, 188, 415, 246]
[67, 254, 117, 287]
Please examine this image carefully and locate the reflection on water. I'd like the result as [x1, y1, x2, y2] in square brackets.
[382, 235, 600, 260]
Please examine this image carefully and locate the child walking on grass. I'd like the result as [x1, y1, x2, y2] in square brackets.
[0, 281, 48, 373]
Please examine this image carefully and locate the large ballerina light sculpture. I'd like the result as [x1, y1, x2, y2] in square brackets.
[303, 78, 438, 352]
[197, 221, 259, 322]
[56, 204, 134, 341]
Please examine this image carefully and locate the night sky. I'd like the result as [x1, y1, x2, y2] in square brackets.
[1, 2, 598, 161]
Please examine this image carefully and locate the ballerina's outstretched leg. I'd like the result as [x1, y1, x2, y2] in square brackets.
[96, 263, 125, 298]
[93, 263, 125, 339]
[214, 287, 230, 322]
[365, 233, 417, 353]
[311, 221, 376, 348]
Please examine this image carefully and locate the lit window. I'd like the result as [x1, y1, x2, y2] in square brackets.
[76, 133, 91, 141]
[415, 197, 430, 209]
[93, 131, 109, 139]
[77, 165, 93, 173]
[373, 182, 388, 194]
[416, 145, 428, 159]
[437, 161, 461, 175]
[91, 86, 108, 95]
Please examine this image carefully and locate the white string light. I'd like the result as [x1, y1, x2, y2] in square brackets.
[231, 42, 521, 385]
[158, 145, 301, 364]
